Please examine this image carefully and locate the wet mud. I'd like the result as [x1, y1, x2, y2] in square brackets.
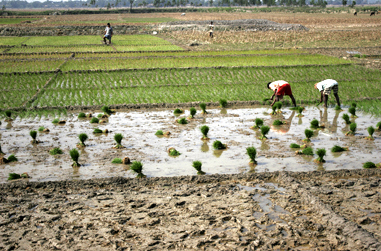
[1, 105, 380, 182]
[0, 169, 380, 250]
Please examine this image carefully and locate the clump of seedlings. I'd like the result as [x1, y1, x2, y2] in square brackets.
[335, 105, 342, 111]
[38, 126, 44, 132]
[114, 133, 124, 149]
[219, 99, 228, 108]
[342, 113, 351, 125]
[345, 123, 357, 136]
[290, 143, 306, 149]
[349, 106, 357, 118]
[90, 117, 99, 124]
[155, 130, 164, 136]
[213, 140, 227, 150]
[363, 162, 376, 169]
[296, 147, 314, 156]
[273, 120, 285, 126]
[251, 118, 264, 129]
[177, 117, 188, 124]
[8, 173, 21, 180]
[259, 125, 270, 140]
[310, 119, 323, 129]
[101, 105, 113, 115]
[52, 118, 59, 124]
[112, 158, 122, 164]
[97, 114, 103, 118]
[130, 161, 146, 178]
[200, 125, 210, 140]
[246, 147, 257, 165]
[70, 149, 80, 167]
[173, 108, 184, 114]
[5, 110, 12, 121]
[168, 147, 181, 156]
[77, 133, 88, 147]
[30, 130, 38, 144]
[303, 129, 314, 143]
[314, 148, 326, 163]
[351, 102, 357, 108]
[78, 112, 86, 118]
[366, 126, 375, 140]
[200, 103, 207, 114]
[270, 104, 277, 115]
[377, 122, 381, 130]
[193, 161, 205, 175]
[188, 107, 197, 119]
[7, 154, 18, 162]
[93, 128, 103, 133]
[49, 147, 63, 155]
[331, 145, 348, 152]
[296, 106, 304, 117]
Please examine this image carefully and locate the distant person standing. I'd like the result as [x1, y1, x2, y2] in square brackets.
[267, 80, 297, 107]
[314, 79, 341, 108]
[103, 23, 113, 45]
[209, 21, 214, 38]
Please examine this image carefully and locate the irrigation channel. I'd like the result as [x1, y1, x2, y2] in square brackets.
[1, 105, 380, 183]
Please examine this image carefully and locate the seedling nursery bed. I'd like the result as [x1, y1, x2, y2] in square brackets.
[0, 105, 380, 183]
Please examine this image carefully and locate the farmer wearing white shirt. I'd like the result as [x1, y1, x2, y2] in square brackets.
[103, 23, 113, 45]
[267, 80, 296, 107]
[314, 79, 341, 108]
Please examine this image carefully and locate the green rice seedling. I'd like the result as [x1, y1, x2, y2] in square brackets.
[5, 110, 12, 121]
[275, 102, 282, 113]
[363, 162, 376, 169]
[301, 147, 314, 156]
[342, 113, 351, 125]
[349, 107, 357, 118]
[114, 133, 123, 148]
[38, 126, 44, 132]
[200, 125, 209, 140]
[90, 117, 99, 123]
[246, 147, 257, 165]
[101, 106, 112, 115]
[130, 161, 146, 178]
[351, 102, 357, 108]
[346, 123, 356, 136]
[331, 145, 348, 152]
[200, 103, 207, 114]
[377, 122, 381, 130]
[273, 120, 284, 126]
[174, 108, 183, 114]
[21, 173, 29, 178]
[52, 118, 59, 124]
[335, 105, 342, 111]
[8, 173, 21, 180]
[177, 118, 188, 124]
[7, 154, 18, 162]
[252, 118, 264, 129]
[78, 112, 86, 118]
[259, 126, 270, 140]
[290, 143, 300, 148]
[30, 130, 38, 144]
[155, 130, 164, 135]
[310, 119, 319, 129]
[189, 107, 197, 118]
[93, 128, 103, 133]
[70, 148, 80, 167]
[270, 105, 277, 115]
[219, 99, 228, 108]
[296, 106, 304, 117]
[303, 129, 314, 142]
[193, 161, 205, 175]
[366, 126, 375, 140]
[213, 140, 227, 150]
[112, 158, 122, 164]
[49, 147, 63, 155]
[78, 133, 88, 147]
[314, 148, 326, 163]
[168, 147, 181, 156]
[97, 114, 103, 118]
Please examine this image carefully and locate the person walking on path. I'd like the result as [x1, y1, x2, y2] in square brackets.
[103, 23, 113, 45]
[209, 21, 214, 38]
[267, 80, 297, 107]
[314, 79, 341, 108]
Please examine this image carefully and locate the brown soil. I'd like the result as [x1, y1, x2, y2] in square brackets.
[122, 157, 130, 165]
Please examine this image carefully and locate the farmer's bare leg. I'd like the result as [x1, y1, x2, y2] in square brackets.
[334, 93, 341, 107]
[289, 94, 296, 107]
[323, 94, 328, 108]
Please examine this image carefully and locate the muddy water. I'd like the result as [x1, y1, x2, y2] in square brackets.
[0, 106, 380, 182]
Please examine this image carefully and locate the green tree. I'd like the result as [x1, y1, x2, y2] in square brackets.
[106, 2, 111, 9]
[209, 0, 213, 6]
[2, 4, 6, 10]
[350, 0, 356, 7]
[129, 0, 134, 11]
[342, 0, 347, 5]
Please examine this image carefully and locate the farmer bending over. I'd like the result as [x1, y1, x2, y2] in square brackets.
[103, 23, 113, 45]
[209, 21, 214, 38]
[314, 79, 340, 108]
[267, 80, 296, 107]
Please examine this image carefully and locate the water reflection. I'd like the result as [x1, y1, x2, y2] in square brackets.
[201, 142, 209, 152]
[271, 111, 296, 135]
[220, 108, 227, 115]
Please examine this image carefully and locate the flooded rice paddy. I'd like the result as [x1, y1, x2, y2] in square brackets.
[1, 106, 380, 182]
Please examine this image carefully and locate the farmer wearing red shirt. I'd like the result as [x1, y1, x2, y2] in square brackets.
[267, 80, 296, 107]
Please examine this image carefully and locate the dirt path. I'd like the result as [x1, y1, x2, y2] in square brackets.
[0, 169, 380, 250]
